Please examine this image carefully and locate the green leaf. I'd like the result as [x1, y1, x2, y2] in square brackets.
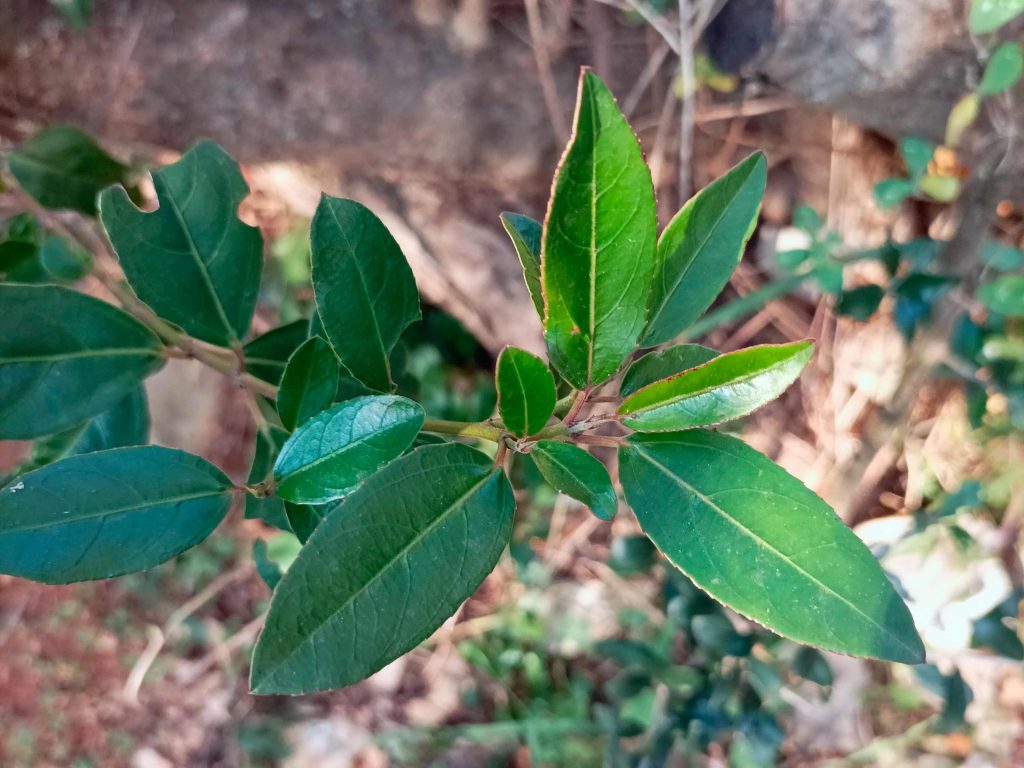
[918, 174, 961, 203]
[792, 646, 833, 686]
[285, 502, 330, 544]
[980, 42, 1024, 95]
[620, 344, 718, 396]
[99, 140, 263, 346]
[0, 284, 163, 439]
[500, 212, 544, 319]
[978, 276, 1024, 317]
[619, 341, 813, 432]
[644, 152, 766, 345]
[873, 178, 914, 209]
[311, 195, 421, 391]
[244, 427, 292, 531]
[982, 241, 1024, 271]
[542, 70, 658, 388]
[39, 236, 93, 280]
[0, 446, 232, 584]
[531, 440, 616, 520]
[49, 0, 93, 29]
[277, 336, 342, 431]
[899, 138, 935, 180]
[945, 93, 979, 147]
[792, 205, 821, 235]
[253, 539, 283, 590]
[619, 431, 925, 664]
[496, 347, 556, 437]
[273, 395, 424, 504]
[243, 320, 310, 386]
[251, 443, 514, 694]
[836, 285, 885, 321]
[8, 125, 130, 215]
[969, 0, 1024, 34]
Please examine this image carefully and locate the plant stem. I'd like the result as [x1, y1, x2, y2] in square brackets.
[564, 387, 591, 424]
[421, 418, 504, 442]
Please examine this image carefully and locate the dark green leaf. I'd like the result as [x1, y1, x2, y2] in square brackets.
[285, 502, 329, 544]
[8, 125, 130, 215]
[99, 140, 263, 346]
[243, 320, 310, 386]
[251, 443, 514, 694]
[836, 285, 885, 321]
[0, 284, 163, 439]
[792, 205, 821, 235]
[273, 395, 424, 504]
[979, 42, 1024, 95]
[619, 341, 813, 432]
[245, 427, 292, 531]
[874, 178, 914, 209]
[496, 347, 556, 437]
[969, 0, 1024, 33]
[277, 336, 342, 431]
[531, 440, 617, 520]
[619, 431, 925, 663]
[982, 241, 1024, 271]
[39, 236, 93, 281]
[899, 138, 935, 180]
[253, 539, 283, 590]
[644, 152, 766, 345]
[49, 0, 93, 29]
[0, 446, 232, 584]
[311, 195, 421, 391]
[791, 646, 833, 686]
[608, 535, 657, 574]
[620, 344, 718, 396]
[500, 212, 544, 319]
[543, 70, 658, 388]
[978, 276, 1024, 317]
[950, 313, 985, 363]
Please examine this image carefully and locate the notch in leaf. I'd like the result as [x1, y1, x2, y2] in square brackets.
[542, 69, 658, 389]
[99, 140, 264, 347]
[496, 346, 556, 438]
[312, 196, 421, 392]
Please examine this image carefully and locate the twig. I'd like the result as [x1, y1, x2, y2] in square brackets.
[677, 0, 696, 202]
[523, 0, 568, 141]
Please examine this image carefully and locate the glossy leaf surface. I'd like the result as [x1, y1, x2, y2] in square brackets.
[0, 446, 232, 584]
[251, 443, 514, 694]
[99, 140, 263, 346]
[0, 284, 163, 439]
[531, 440, 616, 520]
[500, 212, 544, 318]
[619, 341, 812, 432]
[273, 395, 424, 504]
[644, 153, 766, 345]
[542, 70, 657, 388]
[496, 347, 556, 437]
[311, 196, 420, 391]
[620, 344, 718, 396]
[277, 336, 342, 431]
[619, 431, 925, 663]
[8, 125, 130, 215]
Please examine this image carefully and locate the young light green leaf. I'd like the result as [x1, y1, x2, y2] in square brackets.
[0, 446, 233, 584]
[978, 276, 1024, 317]
[0, 284, 163, 439]
[500, 212, 544, 319]
[8, 125, 130, 215]
[969, 0, 1024, 34]
[277, 336, 342, 431]
[245, 427, 292, 531]
[312, 195, 421, 392]
[531, 440, 616, 520]
[542, 70, 658, 388]
[99, 140, 263, 346]
[979, 42, 1024, 95]
[243, 320, 310, 386]
[945, 93, 979, 147]
[619, 431, 925, 664]
[619, 341, 813, 432]
[496, 346, 556, 437]
[620, 344, 719, 396]
[251, 443, 514, 694]
[273, 395, 424, 504]
[644, 152, 767, 345]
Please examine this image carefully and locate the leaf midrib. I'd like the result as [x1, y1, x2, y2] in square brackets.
[1, 348, 160, 364]
[0, 487, 229, 533]
[631, 442, 920, 658]
[256, 469, 494, 686]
